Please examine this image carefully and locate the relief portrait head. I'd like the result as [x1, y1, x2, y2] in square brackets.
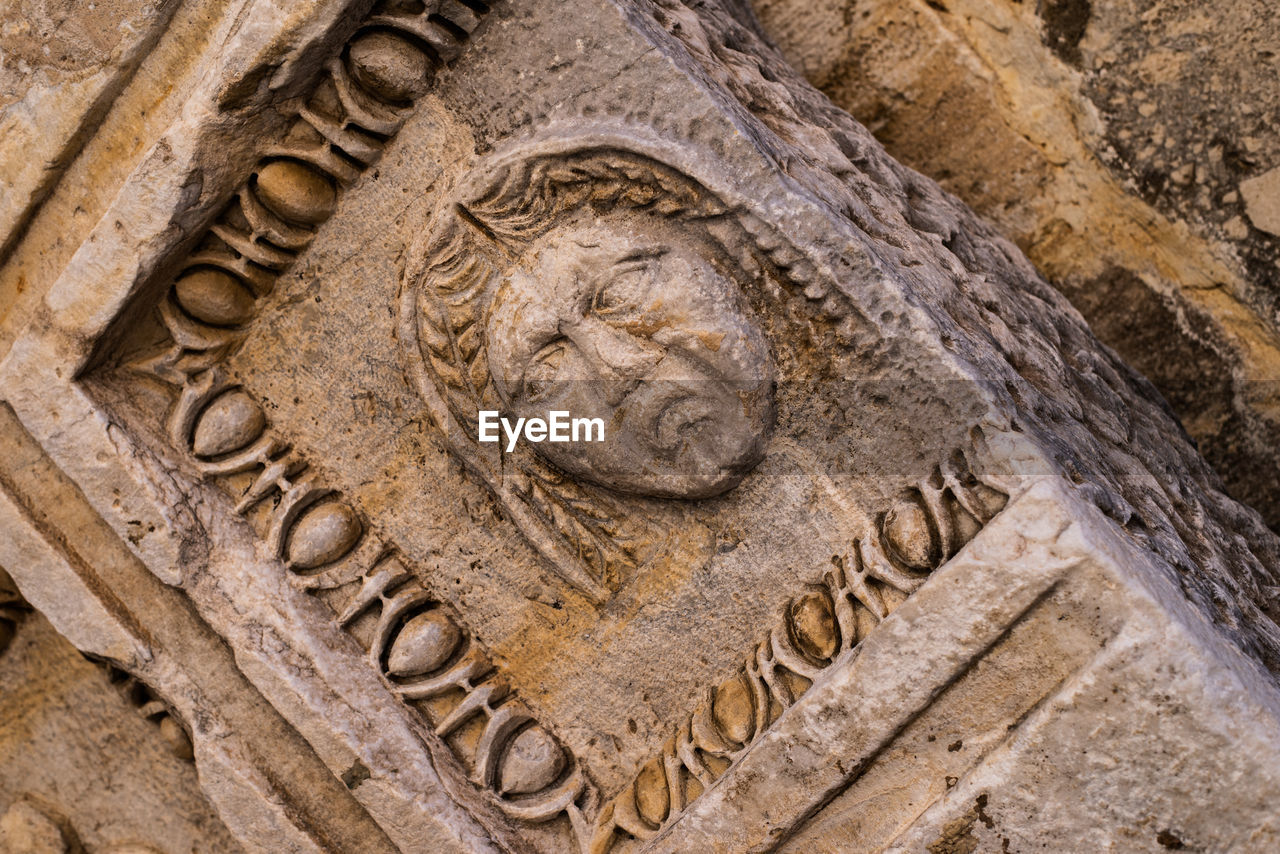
[485, 213, 776, 499]
[400, 140, 794, 600]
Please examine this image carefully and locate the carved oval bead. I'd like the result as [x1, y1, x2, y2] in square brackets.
[386, 610, 462, 678]
[712, 672, 754, 745]
[173, 269, 255, 327]
[789, 591, 838, 662]
[255, 160, 336, 226]
[347, 30, 433, 103]
[192, 389, 266, 458]
[883, 494, 939, 571]
[286, 502, 361, 569]
[633, 757, 670, 827]
[498, 725, 566, 796]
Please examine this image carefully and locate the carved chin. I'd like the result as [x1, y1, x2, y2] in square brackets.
[638, 464, 756, 501]
[538, 429, 771, 500]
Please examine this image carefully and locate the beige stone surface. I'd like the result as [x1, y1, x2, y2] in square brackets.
[0, 0, 180, 265]
[1241, 167, 1280, 238]
[752, 0, 1280, 528]
[1, 0, 1280, 851]
[0, 611, 239, 852]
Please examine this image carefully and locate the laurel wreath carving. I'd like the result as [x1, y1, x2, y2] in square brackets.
[406, 151, 742, 592]
[403, 141, 869, 598]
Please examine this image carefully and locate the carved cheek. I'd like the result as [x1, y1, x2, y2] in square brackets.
[677, 259, 773, 385]
[547, 345, 611, 413]
[663, 319, 771, 391]
[485, 336, 520, 404]
[488, 300, 554, 403]
[725, 322, 776, 390]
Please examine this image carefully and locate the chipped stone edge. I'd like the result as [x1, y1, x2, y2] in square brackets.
[647, 478, 1280, 853]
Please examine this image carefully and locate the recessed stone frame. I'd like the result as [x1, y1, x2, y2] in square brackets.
[137, 0, 495, 386]
[135, 143, 1011, 854]
[92, 1, 1016, 849]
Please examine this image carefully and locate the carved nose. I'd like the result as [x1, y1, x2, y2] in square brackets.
[560, 315, 663, 407]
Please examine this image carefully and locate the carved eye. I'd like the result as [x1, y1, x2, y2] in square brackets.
[591, 258, 654, 321]
[524, 340, 566, 402]
[591, 279, 635, 318]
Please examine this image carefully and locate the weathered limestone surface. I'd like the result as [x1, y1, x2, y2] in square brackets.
[0, 400, 406, 853]
[2, 0, 1280, 852]
[0, 609, 240, 853]
[0, 0, 180, 264]
[751, 0, 1280, 529]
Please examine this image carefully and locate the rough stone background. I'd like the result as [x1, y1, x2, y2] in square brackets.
[0, 610, 240, 852]
[2, 0, 1280, 849]
[750, 0, 1280, 529]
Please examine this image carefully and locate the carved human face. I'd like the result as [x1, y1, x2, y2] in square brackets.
[486, 217, 776, 499]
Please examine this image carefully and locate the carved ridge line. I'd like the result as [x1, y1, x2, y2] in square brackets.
[158, 367, 598, 850]
[589, 451, 1009, 854]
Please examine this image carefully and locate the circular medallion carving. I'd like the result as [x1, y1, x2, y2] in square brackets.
[398, 131, 802, 600]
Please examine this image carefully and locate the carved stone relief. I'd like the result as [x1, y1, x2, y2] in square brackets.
[401, 145, 782, 598]
[69, 0, 1226, 845]
[99, 112, 1014, 850]
[6, 0, 1280, 851]
[170, 30, 1008, 810]
[77, 0, 1022, 829]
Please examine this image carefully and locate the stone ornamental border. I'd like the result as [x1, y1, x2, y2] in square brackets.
[109, 0, 1011, 849]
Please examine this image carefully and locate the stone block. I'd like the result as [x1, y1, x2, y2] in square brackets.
[1, 0, 1278, 850]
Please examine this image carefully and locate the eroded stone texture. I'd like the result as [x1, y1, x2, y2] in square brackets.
[1, 0, 1280, 851]
[751, 0, 1280, 529]
[0, 0, 180, 265]
[0, 611, 238, 853]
